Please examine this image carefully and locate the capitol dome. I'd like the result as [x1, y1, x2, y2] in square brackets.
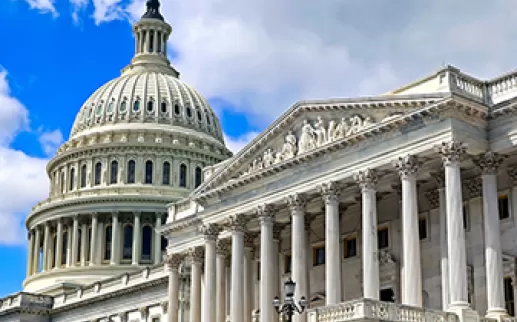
[23, 0, 231, 295]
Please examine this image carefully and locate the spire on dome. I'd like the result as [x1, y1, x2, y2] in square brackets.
[142, 0, 164, 21]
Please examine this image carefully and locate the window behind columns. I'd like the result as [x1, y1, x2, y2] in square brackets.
[344, 236, 357, 258]
[195, 166, 202, 188]
[62, 231, 68, 265]
[127, 160, 136, 184]
[284, 254, 292, 273]
[87, 227, 91, 262]
[60, 172, 65, 193]
[418, 216, 428, 240]
[110, 161, 118, 184]
[52, 235, 57, 269]
[505, 277, 515, 316]
[142, 226, 153, 261]
[80, 165, 87, 188]
[69, 168, 75, 191]
[499, 194, 510, 220]
[104, 226, 112, 260]
[161, 236, 167, 252]
[77, 229, 82, 263]
[145, 160, 153, 184]
[94, 162, 102, 186]
[162, 161, 171, 185]
[377, 227, 389, 249]
[122, 225, 133, 261]
[179, 164, 187, 188]
[313, 245, 325, 266]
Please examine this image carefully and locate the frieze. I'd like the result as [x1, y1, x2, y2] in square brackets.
[240, 115, 375, 177]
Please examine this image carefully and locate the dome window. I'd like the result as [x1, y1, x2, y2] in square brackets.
[147, 100, 154, 113]
[80, 164, 87, 188]
[110, 161, 118, 184]
[162, 161, 171, 185]
[94, 162, 102, 186]
[197, 110, 202, 122]
[107, 102, 114, 114]
[96, 104, 103, 116]
[195, 166, 203, 188]
[186, 107, 192, 118]
[160, 102, 167, 114]
[127, 160, 136, 184]
[133, 100, 141, 113]
[122, 225, 133, 260]
[120, 100, 127, 113]
[142, 226, 153, 261]
[179, 164, 187, 188]
[174, 103, 180, 115]
[205, 112, 211, 125]
[145, 160, 153, 184]
[87, 107, 93, 119]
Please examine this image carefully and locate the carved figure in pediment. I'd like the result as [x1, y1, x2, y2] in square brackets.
[262, 149, 275, 167]
[298, 120, 316, 154]
[327, 119, 337, 143]
[252, 157, 263, 172]
[334, 117, 349, 139]
[274, 151, 284, 164]
[363, 116, 374, 128]
[314, 116, 327, 147]
[347, 115, 364, 136]
[281, 130, 297, 159]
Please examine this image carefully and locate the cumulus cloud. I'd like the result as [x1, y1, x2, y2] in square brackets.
[38, 129, 64, 156]
[23, 0, 58, 17]
[224, 131, 260, 154]
[0, 69, 51, 246]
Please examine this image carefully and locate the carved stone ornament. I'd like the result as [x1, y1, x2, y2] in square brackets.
[244, 232, 258, 248]
[286, 193, 306, 213]
[354, 168, 378, 191]
[472, 152, 505, 175]
[435, 141, 467, 165]
[425, 190, 440, 209]
[320, 181, 341, 204]
[429, 170, 445, 188]
[118, 312, 127, 322]
[508, 167, 517, 184]
[187, 247, 204, 265]
[165, 253, 184, 270]
[240, 115, 376, 177]
[464, 177, 482, 199]
[393, 154, 420, 179]
[226, 214, 247, 233]
[161, 301, 169, 314]
[257, 204, 275, 224]
[272, 223, 284, 241]
[200, 223, 221, 241]
[216, 239, 231, 256]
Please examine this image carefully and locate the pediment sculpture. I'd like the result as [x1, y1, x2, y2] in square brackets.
[241, 115, 375, 177]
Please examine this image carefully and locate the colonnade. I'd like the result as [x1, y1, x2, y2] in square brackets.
[26, 212, 166, 276]
[165, 141, 510, 321]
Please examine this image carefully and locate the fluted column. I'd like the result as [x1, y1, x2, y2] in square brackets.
[132, 212, 141, 265]
[202, 224, 220, 322]
[154, 213, 163, 265]
[42, 223, 51, 271]
[287, 193, 308, 322]
[80, 221, 88, 266]
[110, 212, 119, 265]
[166, 254, 183, 322]
[90, 213, 99, 265]
[321, 182, 341, 305]
[474, 152, 507, 317]
[188, 247, 204, 322]
[258, 205, 274, 322]
[394, 155, 422, 307]
[33, 227, 42, 273]
[436, 141, 470, 309]
[244, 234, 256, 322]
[228, 214, 247, 322]
[71, 215, 79, 266]
[216, 240, 229, 322]
[26, 230, 34, 276]
[55, 220, 63, 268]
[355, 169, 380, 300]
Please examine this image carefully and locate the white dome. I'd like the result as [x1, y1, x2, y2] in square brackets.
[70, 69, 224, 143]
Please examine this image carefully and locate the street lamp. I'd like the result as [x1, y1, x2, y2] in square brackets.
[273, 278, 307, 322]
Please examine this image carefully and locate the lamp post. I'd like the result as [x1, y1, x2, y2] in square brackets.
[273, 278, 307, 322]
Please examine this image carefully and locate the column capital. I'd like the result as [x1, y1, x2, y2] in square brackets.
[473, 152, 506, 175]
[425, 189, 440, 209]
[508, 167, 517, 184]
[133, 211, 142, 218]
[216, 239, 231, 256]
[286, 193, 306, 213]
[111, 211, 119, 218]
[257, 204, 275, 224]
[165, 253, 184, 270]
[429, 170, 445, 188]
[393, 154, 420, 179]
[354, 168, 378, 191]
[226, 214, 247, 233]
[200, 223, 221, 241]
[244, 232, 257, 249]
[435, 141, 467, 165]
[91, 212, 99, 219]
[320, 181, 341, 204]
[186, 246, 204, 265]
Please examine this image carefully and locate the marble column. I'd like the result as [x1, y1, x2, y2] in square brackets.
[436, 141, 470, 309]
[216, 240, 229, 322]
[321, 182, 342, 305]
[80, 221, 88, 266]
[110, 212, 119, 265]
[189, 247, 204, 322]
[474, 152, 507, 317]
[394, 155, 422, 307]
[55, 220, 63, 268]
[287, 193, 309, 322]
[166, 254, 183, 322]
[33, 227, 42, 273]
[258, 205, 274, 322]
[42, 223, 51, 271]
[228, 214, 246, 322]
[355, 169, 380, 300]
[154, 213, 163, 265]
[244, 234, 255, 322]
[202, 224, 220, 322]
[271, 224, 281, 322]
[66, 223, 73, 267]
[26, 230, 34, 276]
[90, 213, 98, 266]
[71, 215, 79, 266]
[132, 212, 141, 265]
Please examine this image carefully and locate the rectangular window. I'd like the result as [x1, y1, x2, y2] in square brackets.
[463, 204, 469, 230]
[257, 261, 260, 280]
[378, 227, 389, 249]
[419, 216, 428, 240]
[505, 277, 515, 316]
[344, 237, 357, 258]
[499, 194, 510, 220]
[313, 246, 325, 266]
[284, 254, 292, 274]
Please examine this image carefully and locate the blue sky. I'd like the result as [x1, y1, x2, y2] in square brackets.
[1, 0, 517, 297]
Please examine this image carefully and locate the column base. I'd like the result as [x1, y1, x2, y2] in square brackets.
[485, 308, 508, 321]
[447, 305, 479, 322]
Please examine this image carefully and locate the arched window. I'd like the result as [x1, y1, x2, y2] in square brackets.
[62, 231, 68, 265]
[149, 32, 154, 53]
[110, 161, 118, 184]
[80, 164, 87, 188]
[77, 229, 82, 263]
[147, 100, 154, 112]
[104, 226, 112, 260]
[120, 100, 127, 113]
[197, 110, 202, 121]
[145, 160, 153, 184]
[133, 100, 141, 113]
[206, 113, 211, 125]
[69, 168, 75, 191]
[174, 103, 180, 115]
[160, 102, 167, 113]
[179, 164, 187, 188]
[195, 166, 202, 188]
[60, 172, 65, 193]
[122, 225, 133, 260]
[94, 162, 102, 186]
[186, 107, 192, 118]
[162, 161, 171, 185]
[127, 160, 136, 184]
[142, 226, 153, 261]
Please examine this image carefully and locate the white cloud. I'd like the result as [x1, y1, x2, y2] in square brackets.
[69, 0, 89, 23]
[0, 69, 51, 246]
[24, 0, 58, 17]
[224, 131, 260, 154]
[38, 129, 64, 156]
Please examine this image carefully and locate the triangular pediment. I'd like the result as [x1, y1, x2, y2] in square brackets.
[194, 92, 482, 199]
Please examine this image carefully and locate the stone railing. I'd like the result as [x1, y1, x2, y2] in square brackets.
[449, 72, 485, 103]
[488, 71, 517, 105]
[307, 298, 458, 322]
[0, 292, 53, 315]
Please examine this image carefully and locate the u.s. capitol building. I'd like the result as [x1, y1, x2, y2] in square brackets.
[3, 1, 517, 322]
